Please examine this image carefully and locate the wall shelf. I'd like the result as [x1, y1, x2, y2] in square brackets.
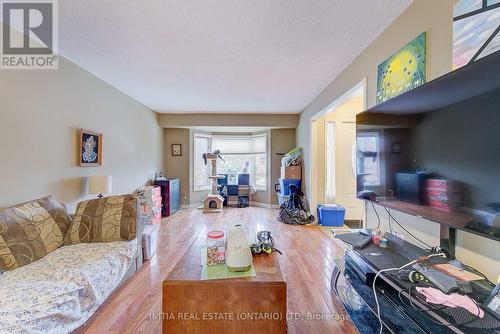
[364, 51, 500, 115]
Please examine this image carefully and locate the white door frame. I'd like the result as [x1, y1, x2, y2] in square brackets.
[308, 78, 367, 218]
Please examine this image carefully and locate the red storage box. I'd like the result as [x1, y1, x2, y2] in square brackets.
[425, 187, 461, 212]
[425, 179, 459, 192]
[425, 179, 461, 212]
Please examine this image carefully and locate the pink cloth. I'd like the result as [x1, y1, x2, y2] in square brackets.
[415, 287, 484, 318]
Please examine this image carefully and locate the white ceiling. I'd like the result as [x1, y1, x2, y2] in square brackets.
[57, 0, 412, 113]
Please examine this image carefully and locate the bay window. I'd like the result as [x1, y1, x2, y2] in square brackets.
[193, 132, 268, 192]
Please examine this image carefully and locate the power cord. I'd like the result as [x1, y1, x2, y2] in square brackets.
[372, 202, 381, 229]
[383, 206, 433, 250]
[371, 202, 393, 233]
[373, 253, 446, 334]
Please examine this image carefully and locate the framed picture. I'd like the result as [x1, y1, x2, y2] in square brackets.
[171, 144, 182, 156]
[392, 143, 402, 154]
[376, 32, 426, 104]
[80, 129, 102, 166]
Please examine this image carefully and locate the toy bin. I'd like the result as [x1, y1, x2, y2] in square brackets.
[278, 179, 301, 195]
[317, 204, 346, 226]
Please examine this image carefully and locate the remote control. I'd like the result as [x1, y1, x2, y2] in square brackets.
[354, 236, 372, 249]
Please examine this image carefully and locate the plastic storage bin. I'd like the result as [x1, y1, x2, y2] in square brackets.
[317, 204, 346, 226]
[278, 179, 301, 195]
[142, 224, 160, 261]
[238, 173, 250, 185]
[227, 184, 239, 196]
[217, 174, 228, 185]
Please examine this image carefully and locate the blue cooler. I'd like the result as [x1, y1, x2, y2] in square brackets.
[278, 179, 301, 196]
[317, 204, 346, 226]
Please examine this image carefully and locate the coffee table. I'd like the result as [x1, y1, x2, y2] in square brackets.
[162, 235, 287, 334]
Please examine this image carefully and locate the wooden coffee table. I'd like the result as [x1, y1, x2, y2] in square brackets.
[163, 236, 287, 334]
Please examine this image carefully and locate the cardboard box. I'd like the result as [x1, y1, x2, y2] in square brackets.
[280, 166, 301, 179]
[238, 185, 250, 196]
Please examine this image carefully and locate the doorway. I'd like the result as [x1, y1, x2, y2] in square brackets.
[310, 80, 366, 223]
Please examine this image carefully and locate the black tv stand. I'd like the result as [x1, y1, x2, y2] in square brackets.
[331, 232, 500, 334]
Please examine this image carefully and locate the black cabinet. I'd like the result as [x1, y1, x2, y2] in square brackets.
[154, 178, 180, 217]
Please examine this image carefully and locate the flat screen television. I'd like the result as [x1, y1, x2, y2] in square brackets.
[356, 86, 500, 218]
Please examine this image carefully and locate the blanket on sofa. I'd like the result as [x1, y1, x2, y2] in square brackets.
[0, 239, 138, 334]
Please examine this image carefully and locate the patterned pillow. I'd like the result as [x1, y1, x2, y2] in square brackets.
[64, 195, 137, 245]
[0, 196, 72, 271]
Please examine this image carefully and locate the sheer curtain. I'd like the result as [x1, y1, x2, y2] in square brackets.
[193, 134, 212, 191]
[325, 121, 336, 201]
[194, 133, 268, 191]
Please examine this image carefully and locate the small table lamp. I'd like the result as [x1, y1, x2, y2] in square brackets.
[89, 175, 112, 198]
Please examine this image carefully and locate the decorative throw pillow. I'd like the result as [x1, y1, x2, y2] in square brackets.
[0, 196, 72, 271]
[64, 194, 137, 245]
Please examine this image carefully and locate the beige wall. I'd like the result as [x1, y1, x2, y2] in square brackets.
[0, 57, 163, 213]
[163, 128, 190, 205]
[158, 113, 298, 128]
[298, 0, 454, 199]
[297, 0, 500, 281]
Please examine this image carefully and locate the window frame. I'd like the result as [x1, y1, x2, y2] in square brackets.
[192, 132, 268, 192]
[357, 131, 381, 187]
[192, 133, 212, 192]
[250, 133, 268, 191]
[325, 121, 336, 201]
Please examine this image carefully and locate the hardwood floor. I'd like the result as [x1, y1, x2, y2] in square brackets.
[81, 207, 358, 334]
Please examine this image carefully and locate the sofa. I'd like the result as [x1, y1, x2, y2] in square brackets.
[0, 195, 144, 334]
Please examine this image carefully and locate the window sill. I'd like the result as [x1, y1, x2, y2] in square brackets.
[193, 188, 210, 192]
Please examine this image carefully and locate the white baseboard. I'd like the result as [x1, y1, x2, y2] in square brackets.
[185, 202, 279, 209]
[250, 201, 279, 209]
[182, 203, 202, 209]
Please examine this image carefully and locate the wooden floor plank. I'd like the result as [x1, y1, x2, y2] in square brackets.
[81, 207, 357, 334]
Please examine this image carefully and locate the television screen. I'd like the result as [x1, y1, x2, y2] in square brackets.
[356, 88, 500, 216]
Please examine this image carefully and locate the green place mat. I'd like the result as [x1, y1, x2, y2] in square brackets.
[200, 247, 256, 280]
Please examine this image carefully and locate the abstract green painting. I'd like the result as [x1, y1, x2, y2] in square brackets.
[376, 32, 426, 104]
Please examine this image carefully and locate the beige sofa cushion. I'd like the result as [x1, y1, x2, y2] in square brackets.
[65, 195, 137, 245]
[0, 196, 72, 271]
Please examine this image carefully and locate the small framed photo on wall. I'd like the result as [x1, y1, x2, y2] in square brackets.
[171, 144, 182, 156]
[392, 143, 402, 154]
[80, 129, 102, 166]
